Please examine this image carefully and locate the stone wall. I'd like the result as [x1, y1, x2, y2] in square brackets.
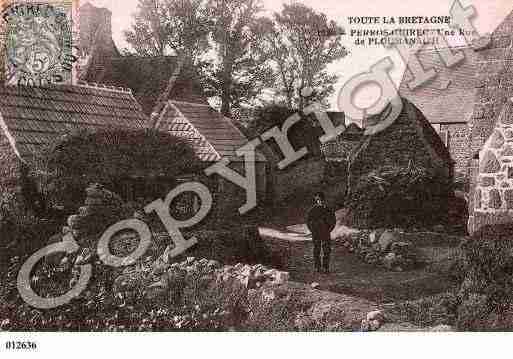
[213, 161, 267, 218]
[269, 157, 325, 204]
[470, 99, 513, 232]
[440, 123, 470, 179]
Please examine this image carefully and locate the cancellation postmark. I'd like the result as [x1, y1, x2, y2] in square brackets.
[2, 1, 77, 86]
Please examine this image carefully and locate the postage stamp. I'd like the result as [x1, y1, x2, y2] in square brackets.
[1, 0, 77, 86]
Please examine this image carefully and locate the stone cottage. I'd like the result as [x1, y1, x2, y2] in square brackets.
[0, 84, 147, 214]
[467, 9, 513, 233]
[153, 100, 267, 216]
[344, 98, 453, 228]
[395, 9, 513, 233]
[471, 98, 513, 230]
[77, 2, 268, 217]
[399, 46, 481, 180]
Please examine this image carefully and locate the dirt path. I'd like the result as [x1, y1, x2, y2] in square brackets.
[259, 222, 459, 304]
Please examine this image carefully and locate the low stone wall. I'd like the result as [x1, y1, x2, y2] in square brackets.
[114, 256, 381, 331]
[335, 229, 420, 271]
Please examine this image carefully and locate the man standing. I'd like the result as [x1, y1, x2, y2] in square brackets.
[307, 192, 336, 274]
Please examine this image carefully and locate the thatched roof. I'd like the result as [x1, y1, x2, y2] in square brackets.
[0, 84, 147, 167]
[349, 98, 453, 180]
[81, 56, 208, 115]
[321, 120, 363, 161]
[399, 46, 482, 125]
[78, 3, 207, 115]
[154, 100, 266, 162]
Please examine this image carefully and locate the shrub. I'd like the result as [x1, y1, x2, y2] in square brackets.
[455, 223, 513, 330]
[39, 128, 203, 210]
[345, 162, 450, 229]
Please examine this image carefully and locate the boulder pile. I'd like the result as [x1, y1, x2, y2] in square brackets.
[336, 229, 419, 271]
[113, 256, 290, 307]
[361, 310, 386, 331]
[62, 183, 128, 241]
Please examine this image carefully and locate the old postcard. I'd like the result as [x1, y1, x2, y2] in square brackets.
[0, 0, 513, 356]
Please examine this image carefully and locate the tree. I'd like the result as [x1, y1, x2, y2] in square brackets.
[247, 104, 323, 158]
[259, 3, 348, 110]
[206, 0, 273, 117]
[124, 0, 211, 60]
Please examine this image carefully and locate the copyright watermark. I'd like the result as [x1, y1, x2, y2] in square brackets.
[16, 0, 489, 309]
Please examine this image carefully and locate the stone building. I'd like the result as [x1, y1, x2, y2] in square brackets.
[399, 46, 481, 180]
[0, 84, 147, 214]
[153, 100, 267, 216]
[471, 99, 513, 230]
[396, 9, 513, 233]
[344, 98, 454, 228]
[467, 10, 513, 233]
[77, 2, 268, 217]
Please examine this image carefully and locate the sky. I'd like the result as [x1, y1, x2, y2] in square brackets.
[85, 0, 513, 110]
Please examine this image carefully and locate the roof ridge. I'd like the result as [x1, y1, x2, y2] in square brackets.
[166, 101, 222, 161]
[170, 100, 212, 107]
[76, 81, 133, 94]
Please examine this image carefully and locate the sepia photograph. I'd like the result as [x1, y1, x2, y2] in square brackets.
[0, 0, 513, 356]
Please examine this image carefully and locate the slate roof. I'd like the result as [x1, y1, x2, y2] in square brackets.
[0, 84, 147, 165]
[155, 100, 266, 162]
[399, 46, 482, 124]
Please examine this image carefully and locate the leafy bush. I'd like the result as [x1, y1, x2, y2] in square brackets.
[392, 292, 460, 327]
[345, 162, 450, 229]
[39, 128, 203, 210]
[455, 223, 513, 330]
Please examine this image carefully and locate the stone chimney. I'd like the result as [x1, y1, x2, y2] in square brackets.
[78, 2, 115, 57]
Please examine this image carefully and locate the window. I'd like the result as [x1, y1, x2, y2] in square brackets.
[439, 130, 450, 148]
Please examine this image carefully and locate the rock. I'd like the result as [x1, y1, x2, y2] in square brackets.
[489, 130, 505, 149]
[378, 230, 398, 252]
[274, 271, 289, 284]
[390, 241, 413, 253]
[382, 252, 397, 269]
[361, 319, 371, 331]
[67, 215, 81, 228]
[378, 322, 423, 331]
[362, 316, 384, 331]
[366, 310, 385, 322]
[261, 288, 276, 302]
[393, 266, 404, 272]
[207, 260, 221, 269]
[365, 252, 379, 265]
[480, 150, 501, 173]
[369, 231, 378, 244]
[369, 319, 382, 331]
[311, 282, 320, 289]
[429, 324, 455, 332]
